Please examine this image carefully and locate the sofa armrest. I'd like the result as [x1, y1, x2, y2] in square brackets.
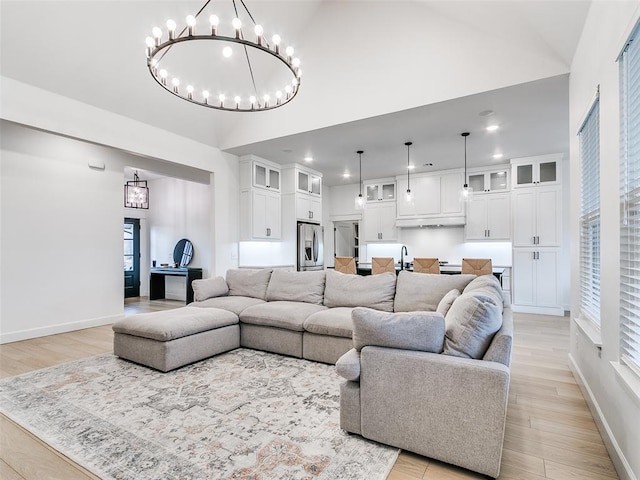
[335, 348, 361, 381]
[359, 346, 509, 478]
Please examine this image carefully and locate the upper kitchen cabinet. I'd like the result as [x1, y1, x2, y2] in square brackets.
[465, 193, 511, 241]
[365, 180, 396, 202]
[282, 164, 323, 224]
[467, 167, 510, 193]
[511, 153, 562, 188]
[240, 155, 281, 192]
[363, 202, 397, 242]
[297, 169, 321, 196]
[396, 170, 465, 226]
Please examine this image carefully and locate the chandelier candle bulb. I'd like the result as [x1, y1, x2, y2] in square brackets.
[234, 96, 241, 108]
[209, 14, 219, 35]
[203, 90, 209, 104]
[187, 85, 194, 99]
[152, 26, 162, 46]
[263, 94, 270, 107]
[172, 77, 179, 93]
[166, 19, 176, 40]
[218, 94, 225, 107]
[232, 18, 242, 39]
[254, 24, 263, 44]
[249, 95, 256, 109]
[159, 69, 167, 85]
[272, 34, 281, 53]
[276, 90, 282, 104]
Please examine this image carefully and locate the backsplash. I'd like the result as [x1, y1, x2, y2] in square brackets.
[365, 226, 512, 266]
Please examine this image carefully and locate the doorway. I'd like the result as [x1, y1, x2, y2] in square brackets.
[334, 221, 359, 262]
[124, 218, 140, 298]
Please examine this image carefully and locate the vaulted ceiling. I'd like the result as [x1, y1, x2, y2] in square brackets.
[1, 1, 591, 184]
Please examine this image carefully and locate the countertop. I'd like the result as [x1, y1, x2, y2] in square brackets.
[356, 263, 510, 274]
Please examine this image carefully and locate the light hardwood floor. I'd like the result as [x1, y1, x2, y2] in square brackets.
[0, 299, 618, 480]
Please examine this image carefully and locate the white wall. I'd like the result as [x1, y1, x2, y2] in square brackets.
[569, 3, 640, 480]
[0, 78, 240, 343]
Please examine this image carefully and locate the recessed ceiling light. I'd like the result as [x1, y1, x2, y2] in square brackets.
[486, 125, 499, 132]
[304, 156, 313, 162]
[493, 153, 503, 159]
[342, 172, 351, 178]
[479, 109, 494, 117]
[408, 164, 415, 170]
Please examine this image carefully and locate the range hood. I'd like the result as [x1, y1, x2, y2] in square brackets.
[395, 215, 466, 228]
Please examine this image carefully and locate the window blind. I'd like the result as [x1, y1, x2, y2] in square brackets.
[620, 26, 640, 376]
[578, 97, 600, 325]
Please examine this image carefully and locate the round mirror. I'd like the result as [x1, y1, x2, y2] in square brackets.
[173, 238, 193, 267]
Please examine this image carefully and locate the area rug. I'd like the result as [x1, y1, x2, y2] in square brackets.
[0, 348, 398, 480]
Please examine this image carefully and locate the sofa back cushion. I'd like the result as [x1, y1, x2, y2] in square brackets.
[191, 276, 229, 302]
[436, 288, 461, 316]
[443, 291, 502, 359]
[352, 307, 445, 353]
[394, 271, 476, 312]
[324, 270, 396, 312]
[266, 270, 326, 304]
[226, 268, 273, 300]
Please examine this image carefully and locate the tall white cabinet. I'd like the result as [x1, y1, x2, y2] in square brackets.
[510, 154, 564, 316]
[239, 156, 282, 240]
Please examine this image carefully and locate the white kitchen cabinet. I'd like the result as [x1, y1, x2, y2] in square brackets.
[297, 169, 321, 196]
[363, 202, 397, 242]
[512, 248, 562, 315]
[511, 154, 562, 188]
[239, 156, 282, 241]
[395, 171, 465, 226]
[512, 185, 561, 247]
[365, 180, 396, 202]
[295, 193, 322, 222]
[240, 188, 281, 240]
[465, 193, 511, 240]
[467, 167, 509, 193]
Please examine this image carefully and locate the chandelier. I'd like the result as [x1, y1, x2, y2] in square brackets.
[125, 171, 149, 209]
[145, 0, 302, 112]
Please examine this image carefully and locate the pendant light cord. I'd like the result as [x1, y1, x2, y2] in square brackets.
[461, 132, 470, 187]
[405, 142, 412, 192]
[357, 150, 363, 196]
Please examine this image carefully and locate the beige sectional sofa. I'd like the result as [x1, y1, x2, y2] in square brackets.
[112, 267, 512, 478]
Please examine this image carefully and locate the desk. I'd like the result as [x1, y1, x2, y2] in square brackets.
[149, 267, 203, 304]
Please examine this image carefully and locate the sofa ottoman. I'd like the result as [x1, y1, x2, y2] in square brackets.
[113, 306, 240, 372]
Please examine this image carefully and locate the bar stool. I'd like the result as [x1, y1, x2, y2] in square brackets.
[461, 258, 493, 276]
[335, 256, 357, 274]
[413, 258, 440, 274]
[372, 257, 395, 275]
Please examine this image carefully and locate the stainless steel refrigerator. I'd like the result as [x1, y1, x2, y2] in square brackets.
[297, 222, 324, 271]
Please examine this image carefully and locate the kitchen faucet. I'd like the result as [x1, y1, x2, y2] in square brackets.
[400, 245, 408, 270]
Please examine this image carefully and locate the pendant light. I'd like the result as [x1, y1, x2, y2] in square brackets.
[461, 132, 473, 200]
[404, 141, 414, 203]
[354, 150, 365, 210]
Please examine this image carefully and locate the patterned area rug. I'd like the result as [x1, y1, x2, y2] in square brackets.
[0, 349, 398, 479]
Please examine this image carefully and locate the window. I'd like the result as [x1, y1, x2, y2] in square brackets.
[578, 95, 601, 326]
[619, 26, 640, 376]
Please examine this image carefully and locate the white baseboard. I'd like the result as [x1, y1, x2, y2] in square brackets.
[0, 314, 123, 344]
[568, 354, 638, 480]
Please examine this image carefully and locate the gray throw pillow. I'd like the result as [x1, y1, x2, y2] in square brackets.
[226, 268, 273, 300]
[352, 307, 445, 353]
[191, 276, 229, 302]
[436, 288, 461, 316]
[463, 274, 507, 307]
[443, 291, 502, 359]
[266, 270, 326, 304]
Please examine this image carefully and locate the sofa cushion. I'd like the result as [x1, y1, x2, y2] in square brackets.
[304, 307, 354, 338]
[463, 274, 507, 307]
[191, 276, 229, 302]
[266, 270, 326, 305]
[436, 288, 461, 316]
[324, 270, 396, 312]
[189, 296, 265, 315]
[351, 307, 446, 353]
[335, 348, 361, 381]
[240, 301, 328, 331]
[394, 271, 476, 312]
[226, 268, 272, 300]
[112, 307, 238, 342]
[443, 291, 502, 359]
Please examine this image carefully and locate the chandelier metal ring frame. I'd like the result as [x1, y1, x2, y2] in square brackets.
[145, 0, 302, 112]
